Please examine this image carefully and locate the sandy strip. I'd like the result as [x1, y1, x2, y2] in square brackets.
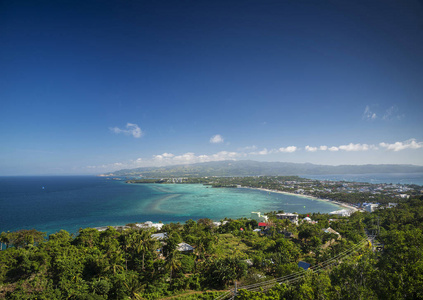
[147, 194, 181, 214]
[239, 187, 359, 212]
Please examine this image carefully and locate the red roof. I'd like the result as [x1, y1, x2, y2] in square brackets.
[258, 222, 268, 227]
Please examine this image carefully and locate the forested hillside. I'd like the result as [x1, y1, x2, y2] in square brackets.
[1, 196, 423, 299]
[107, 160, 423, 177]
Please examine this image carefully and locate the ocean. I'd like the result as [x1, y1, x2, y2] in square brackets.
[0, 176, 342, 235]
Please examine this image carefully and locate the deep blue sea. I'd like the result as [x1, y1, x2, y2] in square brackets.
[0, 176, 342, 235]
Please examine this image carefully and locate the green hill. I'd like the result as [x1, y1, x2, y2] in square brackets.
[106, 160, 423, 177]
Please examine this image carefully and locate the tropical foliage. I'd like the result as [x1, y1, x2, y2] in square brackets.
[1, 196, 423, 299]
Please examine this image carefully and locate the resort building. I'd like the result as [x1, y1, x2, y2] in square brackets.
[329, 209, 353, 217]
[136, 221, 164, 230]
[251, 212, 269, 223]
[276, 213, 299, 225]
[364, 204, 379, 213]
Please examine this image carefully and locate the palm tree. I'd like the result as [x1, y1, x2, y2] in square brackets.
[135, 229, 157, 270]
[166, 249, 181, 282]
[104, 250, 125, 274]
[121, 230, 137, 271]
[194, 237, 205, 261]
[0, 232, 10, 250]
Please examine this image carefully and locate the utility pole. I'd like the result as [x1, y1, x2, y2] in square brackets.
[231, 281, 237, 299]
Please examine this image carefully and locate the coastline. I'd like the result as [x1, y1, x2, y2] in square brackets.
[239, 186, 359, 213]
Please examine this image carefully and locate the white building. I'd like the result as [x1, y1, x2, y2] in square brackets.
[251, 212, 268, 223]
[151, 232, 167, 240]
[364, 204, 379, 213]
[329, 209, 352, 217]
[276, 213, 299, 225]
[177, 242, 194, 252]
[136, 221, 164, 230]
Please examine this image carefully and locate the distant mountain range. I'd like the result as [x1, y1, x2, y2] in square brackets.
[103, 160, 423, 177]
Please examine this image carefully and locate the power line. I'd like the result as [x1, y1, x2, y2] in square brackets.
[215, 239, 368, 299]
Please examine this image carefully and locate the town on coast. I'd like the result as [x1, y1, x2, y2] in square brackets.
[127, 175, 419, 215]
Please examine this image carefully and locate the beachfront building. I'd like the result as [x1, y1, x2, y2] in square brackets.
[251, 212, 268, 223]
[329, 209, 353, 217]
[364, 204, 379, 213]
[276, 213, 299, 225]
[136, 221, 164, 230]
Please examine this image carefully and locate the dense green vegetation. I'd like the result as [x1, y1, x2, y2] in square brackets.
[1, 196, 423, 299]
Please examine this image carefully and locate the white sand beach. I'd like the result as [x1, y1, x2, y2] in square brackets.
[240, 187, 359, 213]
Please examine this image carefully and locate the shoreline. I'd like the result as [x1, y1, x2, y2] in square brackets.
[239, 186, 359, 213]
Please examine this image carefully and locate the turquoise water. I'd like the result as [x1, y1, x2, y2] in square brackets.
[0, 176, 342, 235]
[145, 184, 341, 220]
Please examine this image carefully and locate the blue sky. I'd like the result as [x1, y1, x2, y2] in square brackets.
[1, 0, 423, 175]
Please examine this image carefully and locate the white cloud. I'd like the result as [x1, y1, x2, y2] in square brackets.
[110, 123, 143, 138]
[379, 139, 423, 151]
[239, 145, 257, 151]
[305, 143, 377, 152]
[210, 151, 240, 160]
[385, 106, 404, 120]
[251, 147, 294, 155]
[153, 153, 176, 161]
[89, 138, 423, 174]
[151, 150, 242, 166]
[279, 146, 297, 153]
[258, 148, 269, 155]
[383, 106, 400, 120]
[90, 150, 243, 172]
[210, 134, 224, 144]
[362, 105, 404, 122]
[363, 105, 377, 120]
[249, 148, 272, 155]
[305, 145, 318, 152]
[338, 143, 370, 151]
